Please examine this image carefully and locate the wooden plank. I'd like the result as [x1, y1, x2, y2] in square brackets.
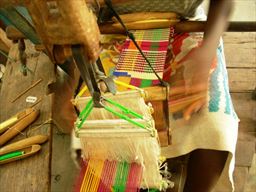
[237, 119, 256, 136]
[231, 93, 255, 120]
[223, 32, 256, 68]
[238, 132, 256, 142]
[244, 153, 256, 192]
[158, 130, 169, 147]
[151, 100, 168, 131]
[51, 65, 78, 133]
[231, 92, 256, 166]
[228, 68, 256, 92]
[231, 93, 256, 134]
[51, 125, 79, 192]
[235, 140, 255, 167]
[0, 41, 55, 191]
[233, 166, 249, 192]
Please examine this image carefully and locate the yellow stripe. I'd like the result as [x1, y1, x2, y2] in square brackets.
[77, 86, 88, 97]
[80, 160, 91, 192]
[93, 160, 104, 191]
[114, 80, 140, 90]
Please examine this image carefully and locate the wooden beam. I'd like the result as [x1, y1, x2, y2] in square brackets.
[100, 21, 256, 34]
[175, 21, 256, 33]
[224, 32, 256, 68]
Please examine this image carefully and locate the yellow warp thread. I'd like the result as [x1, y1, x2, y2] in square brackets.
[80, 160, 90, 192]
[80, 160, 104, 192]
[114, 80, 140, 91]
[77, 86, 88, 97]
[93, 160, 104, 192]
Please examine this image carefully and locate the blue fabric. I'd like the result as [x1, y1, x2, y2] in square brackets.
[208, 50, 222, 113]
[208, 43, 238, 119]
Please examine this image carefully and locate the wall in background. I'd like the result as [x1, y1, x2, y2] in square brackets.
[201, 0, 256, 21]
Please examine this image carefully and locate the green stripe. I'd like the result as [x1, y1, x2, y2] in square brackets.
[113, 162, 130, 192]
[140, 79, 153, 88]
[0, 151, 24, 161]
[150, 42, 160, 51]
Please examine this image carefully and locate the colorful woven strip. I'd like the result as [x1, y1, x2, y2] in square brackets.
[114, 28, 170, 81]
[75, 160, 143, 192]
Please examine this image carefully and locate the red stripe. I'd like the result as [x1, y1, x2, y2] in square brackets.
[73, 160, 88, 192]
[171, 33, 190, 56]
[130, 78, 142, 87]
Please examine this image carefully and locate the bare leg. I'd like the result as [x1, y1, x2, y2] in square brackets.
[183, 149, 228, 192]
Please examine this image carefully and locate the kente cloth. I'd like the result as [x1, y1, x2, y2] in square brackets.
[98, 31, 239, 192]
[113, 28, 170, 83]
[74, 160, 143, 192]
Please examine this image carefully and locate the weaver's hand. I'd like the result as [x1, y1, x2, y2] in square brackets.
[180, 0, 234, 119]
[182, 46, 215, 120]
[170, 46, 216, 120]
[182, 46, 213, 94]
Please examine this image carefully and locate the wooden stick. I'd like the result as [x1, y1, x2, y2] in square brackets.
[143, 84, 210, 102]
[143, 86, 167, 102]
[11, 79, 42, 103]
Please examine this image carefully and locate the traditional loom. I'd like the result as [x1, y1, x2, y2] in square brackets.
[74, 90, 171, 191]
[0, 0, 255, 191]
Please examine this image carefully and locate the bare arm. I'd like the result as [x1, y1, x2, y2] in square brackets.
[179, 0, 234, 120]
[202, 0, 234, 62]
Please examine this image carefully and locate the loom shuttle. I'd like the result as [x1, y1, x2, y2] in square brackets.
[0, 135, 48, 156]
[0, 107, 33, 134]
[0, 144, 41, 165]
[0, 108, 40, 146]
